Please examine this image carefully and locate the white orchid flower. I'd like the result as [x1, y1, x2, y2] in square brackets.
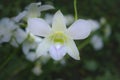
[27, 10, 92, 60]
[32, 62, 42, 76]
[91, 35, 103, 50]
[10, 28, 28, 47]
[22, 34, 42, 61]
[0, 18, 17, 43]
[13, 2, 54, 22]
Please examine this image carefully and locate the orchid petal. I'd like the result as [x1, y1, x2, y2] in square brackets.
[22, 42, 29, 55]
[1, 34, 11, 42]
[39, 5, 54, 12]
[22, 41, 36, 55]
[91, 35, 103, 50]
[26, 3, 40, 18]
[34, 36, 42, 43]
[27, 18, 51, 37]
[10, 39, 19, 47]
[67, 19, 91, 40]
[22, 34, 40, 56]
[13, 11, 27, 22]
[52, 10, 66, 32]
[49, 44, 66, 60]
[66, 39, 80, 60]
[36, 38, 51, 57]
[15, 28, 27, 44]
[26, 52, 37, 62]
[88, 19, 100, 31]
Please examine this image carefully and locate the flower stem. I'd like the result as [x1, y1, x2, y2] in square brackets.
[74, 0, 78, 20]
[78, 37, 91, 50]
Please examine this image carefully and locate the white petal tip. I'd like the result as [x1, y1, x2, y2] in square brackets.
[77, 57, 80, 60]
[56, 10, 62, 14]
[74, 56, 80, 60]
[53, 58, 62, 61]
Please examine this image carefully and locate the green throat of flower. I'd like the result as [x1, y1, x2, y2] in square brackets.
[49, 31, 67, 44]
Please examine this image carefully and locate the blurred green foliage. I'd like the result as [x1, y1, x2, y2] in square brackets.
[0, 0, 120, 80]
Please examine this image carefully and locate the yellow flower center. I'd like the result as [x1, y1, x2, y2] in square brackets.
[49, 31, 67, 44]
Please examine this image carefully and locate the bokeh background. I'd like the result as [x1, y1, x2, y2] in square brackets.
[0, 0, 120, 80]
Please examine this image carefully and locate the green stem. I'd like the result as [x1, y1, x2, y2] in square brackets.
[74, 0, 78, 20]
[78, 37, 91, 50]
